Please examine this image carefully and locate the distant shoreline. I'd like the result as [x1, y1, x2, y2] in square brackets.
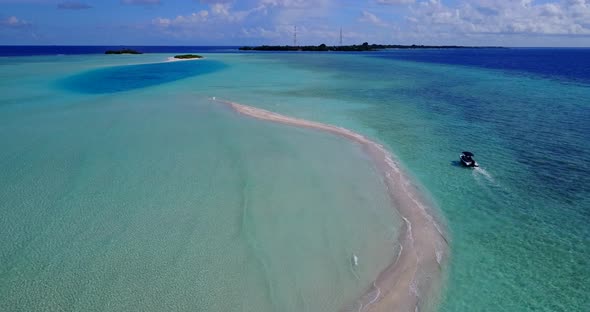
[211, 97, 449, 312]
[240, 43, 505, 52]
[105, 49, 142, 55]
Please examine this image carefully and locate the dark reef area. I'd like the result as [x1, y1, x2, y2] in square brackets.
[173, 54, 203, 59]
[105, 49, 143, 55]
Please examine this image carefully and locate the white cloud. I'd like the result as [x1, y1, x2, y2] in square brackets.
[259, 0, 320, 9]
[359, 11, 389, 27]
[407, 0, 590, 36]
[145, 0, 590, 46]
[152, 10, 209, 28]
[239, 24, 369, 45]
[150, 0, 332, 42]
[0, 16, 31, 28]
[152, 1, 260, 31]
[210, 3, 231, 16]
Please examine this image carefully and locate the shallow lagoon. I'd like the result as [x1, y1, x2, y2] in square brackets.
[1, 50, 589, 311]
[0, 55, 400, 311]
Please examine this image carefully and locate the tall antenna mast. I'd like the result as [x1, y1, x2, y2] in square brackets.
[294, 26, 297, 46]
[339, 27, 343, 46]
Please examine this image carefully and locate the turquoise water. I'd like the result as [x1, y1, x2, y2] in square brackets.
[1, 51, 589, 311]
[198, 53, 588, 311]
[0, 55, 399, 311]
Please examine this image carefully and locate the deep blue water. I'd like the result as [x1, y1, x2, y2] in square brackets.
[374, 48, 590, 84]
[60, 59, 226, 93]
[4, 46, 590, 84]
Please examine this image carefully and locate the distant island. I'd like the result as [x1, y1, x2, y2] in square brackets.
[240, 42, 503, 52]
[173, 54, 203, 59]
[105, 49, 143, 55]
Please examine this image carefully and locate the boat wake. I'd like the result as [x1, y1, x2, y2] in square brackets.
[473, 167, 495, 184]
[471, 167, 516, 208]
[472, 166, 510, 194]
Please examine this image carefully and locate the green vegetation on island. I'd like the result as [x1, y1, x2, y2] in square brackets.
[173, 54, 204, 59]
[239, 42, 503, 52]
[105, 49, 143, 55]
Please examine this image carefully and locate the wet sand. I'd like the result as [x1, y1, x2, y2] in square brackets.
[211, 98, 449, 312]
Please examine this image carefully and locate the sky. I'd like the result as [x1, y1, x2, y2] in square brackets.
[1, 0, 589, 46]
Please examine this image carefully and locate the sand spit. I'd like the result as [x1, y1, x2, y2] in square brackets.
[165, 56, 204, 62]
[211, 98, 449, 312]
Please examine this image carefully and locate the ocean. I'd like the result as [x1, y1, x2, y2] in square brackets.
[0, 47, 588, 311]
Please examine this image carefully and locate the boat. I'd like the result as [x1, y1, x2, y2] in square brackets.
[460, 151, 479, 167]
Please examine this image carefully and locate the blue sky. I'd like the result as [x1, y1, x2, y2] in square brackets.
[1, 0, 589, 46]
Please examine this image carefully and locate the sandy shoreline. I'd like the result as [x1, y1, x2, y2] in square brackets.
[165, 56, 205, 62]
[211, 98, 449, 312]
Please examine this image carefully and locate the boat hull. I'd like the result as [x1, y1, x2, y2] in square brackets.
[460, 155, 478, 167]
